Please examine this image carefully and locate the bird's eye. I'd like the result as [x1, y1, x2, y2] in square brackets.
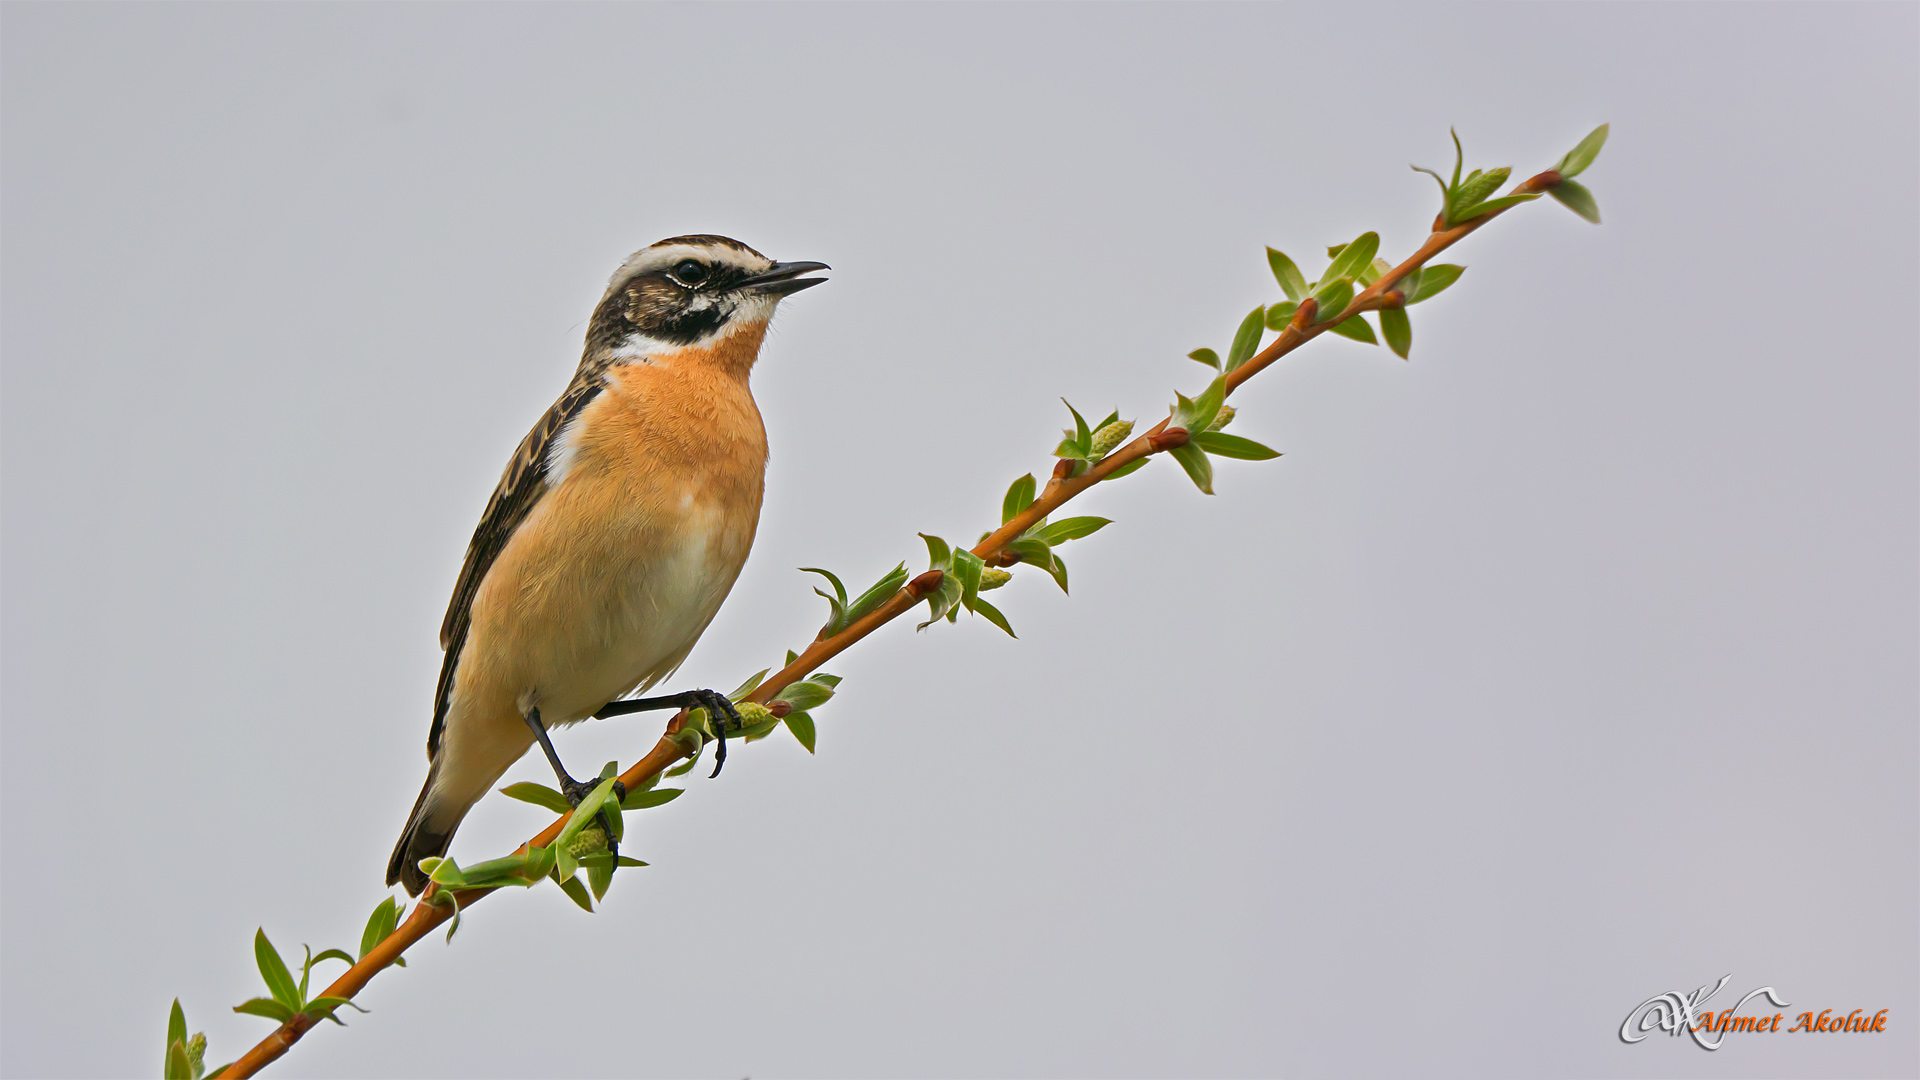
[668, 260, 710, 288]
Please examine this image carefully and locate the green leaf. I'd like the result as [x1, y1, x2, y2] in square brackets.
[1323, 231, 1379, 285]
[1264, 301, 1298, 331]
[847, 563, 908, 624]
[728, 668, 770, 701]
[1189, 375, 1226, 432]
[1168, 441, 1214, 494]
[737, 715, 782, 742]
[556, 873, 594, 912]
[1225, 307, 1265, 372]
[554, 778, 621, 859]
[920, 533, 952, 571]
[1548, 178, 1601, 223]
[664, 744, 702, 778]
[785, 649, 798, 666]
[950, 547, 985, 611]
[1359, 256, 1393, 287]
[776, 679, 835, 711]
[301, 996, 367, 1027]
[1032, 516, 1111, 545]
[616, 856, 648, 868]
[1556, 122, 1609, 178]
[310, 948, 355, 970]
[359, 897, 400, 961]
[621, 787, 683, 810]
[1037, 551, 1068, 594]
[1193, 432, 1281, 460]
[1450, 127, 1464, 188]
[800, 568, 849, 630]
[916, 570, 964, 630]
[1063, 399, 1091, 450]
[499, 782, 573, 815]
[446, 846, 556, 889]
[1449, 191, 1541, 222]
[1266, 247, 1309, 301]
[813, 673, 842, 688]
[1188, 347, 1221, 370]
[1406, 264, 1464, 304]
[233, 998, 296, 1024]
[1379, 306, 1412, 359]
[596, 797, 622, 846]
[1411, 163, 1450, 204]
[1447, 166, 1510, 221]
[1327, 314, 1378, 344]
[784, 710, 817, 753]
[1001, 474, 1036, 524]
[1004, 535, 1054, 573]
[253, 930, 300, 1010]
[168, 1000, 188, 1061]
[588, 860, 613, 902]
[1310, 277, 1354, 323]
[965, 594, 1016, 637]
[1105, 457, 1150, 479]
[797, 566, 847, 606]
[166, 1038, 193, 1080]
[439, 891, 462, 941]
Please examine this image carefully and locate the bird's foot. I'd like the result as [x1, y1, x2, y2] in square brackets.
[560, 776, 626, 808]
[562, 777, 627, 860]
[692, 689, 745, 778]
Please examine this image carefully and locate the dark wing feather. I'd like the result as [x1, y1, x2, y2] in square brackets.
[428, 372, 605, 756]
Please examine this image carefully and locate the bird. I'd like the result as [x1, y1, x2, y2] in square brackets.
[387, 234, 827, 896]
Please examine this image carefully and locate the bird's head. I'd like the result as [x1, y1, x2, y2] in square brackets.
[585, 234, 827, 364]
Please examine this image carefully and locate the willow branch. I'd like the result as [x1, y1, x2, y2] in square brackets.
[215, 167, 1561, 1079]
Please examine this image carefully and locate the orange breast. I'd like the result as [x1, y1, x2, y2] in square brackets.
[455, 328, 771, 724]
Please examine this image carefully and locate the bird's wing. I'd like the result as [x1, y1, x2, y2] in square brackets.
[427, 370, 605, 757]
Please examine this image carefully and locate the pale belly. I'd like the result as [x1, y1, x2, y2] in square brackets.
[454, 479, 758, 730]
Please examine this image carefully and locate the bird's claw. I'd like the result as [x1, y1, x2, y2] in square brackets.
[698, 689, 744, 778]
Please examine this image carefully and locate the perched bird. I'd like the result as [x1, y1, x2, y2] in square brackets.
[388, 235, 827, 896]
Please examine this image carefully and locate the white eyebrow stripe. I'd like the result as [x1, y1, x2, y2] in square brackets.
[602, 243, 771, 300]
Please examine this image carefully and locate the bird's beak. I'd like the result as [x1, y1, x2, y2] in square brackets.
[731, 260, 830, 296]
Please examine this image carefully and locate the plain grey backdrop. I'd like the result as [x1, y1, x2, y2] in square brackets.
[3, 3, 1915, 1077]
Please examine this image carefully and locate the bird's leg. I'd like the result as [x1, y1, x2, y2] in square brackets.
[595, 688, 745, 778]
[521, 706, 625, 854]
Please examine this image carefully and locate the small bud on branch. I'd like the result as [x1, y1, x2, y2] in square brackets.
[907, 570, 945, 598]
[1148, 427, 1191, 452]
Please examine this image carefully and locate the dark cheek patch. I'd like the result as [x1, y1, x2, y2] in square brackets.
[583, 269, 740, 353]
[626, 281, 727, 345]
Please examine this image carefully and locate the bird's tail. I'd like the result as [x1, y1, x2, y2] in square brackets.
[386, 759, 470, 896]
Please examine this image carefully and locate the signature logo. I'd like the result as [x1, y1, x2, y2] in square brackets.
[1622, 975, 1789, 1050]
[1621, 976, 1888, 1050]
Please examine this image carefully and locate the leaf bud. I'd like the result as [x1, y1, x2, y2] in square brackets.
[1290, 298, 1318, 329]
[733, 701, 775, 728]
[566, 825, 609, 859]
[1524, 169, 1563, 193]
[908, 570, 945, 598]
[1148, 427, 1191, 452]
[979, 567, 1012, 591]
[1087, 419, 1134, 459]
[187, 1034, 206, 1073]
[1206, 405, 1235, 432]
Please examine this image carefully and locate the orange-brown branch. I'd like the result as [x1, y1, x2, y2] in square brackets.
[216, 168, 1559, 1078]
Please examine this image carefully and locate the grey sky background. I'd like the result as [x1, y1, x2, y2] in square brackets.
[3, 3, 1915, 1078]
